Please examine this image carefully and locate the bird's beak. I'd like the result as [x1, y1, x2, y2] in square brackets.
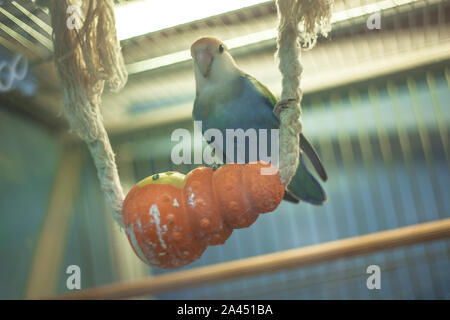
[194, 49, 213, 78]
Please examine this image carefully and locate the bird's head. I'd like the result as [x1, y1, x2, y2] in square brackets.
[191, 37, 241, 90]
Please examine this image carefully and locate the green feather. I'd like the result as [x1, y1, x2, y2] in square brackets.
[287, 155, 327, 205]
[246, 74, 278, 107]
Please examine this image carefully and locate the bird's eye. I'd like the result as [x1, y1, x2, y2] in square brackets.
[219, 44, 224, 53]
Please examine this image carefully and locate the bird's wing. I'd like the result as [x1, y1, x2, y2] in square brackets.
[246, 74, 328, 182]
[299, 133, 328, 182]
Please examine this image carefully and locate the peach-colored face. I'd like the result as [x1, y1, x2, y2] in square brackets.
[191, 37, 227, 77]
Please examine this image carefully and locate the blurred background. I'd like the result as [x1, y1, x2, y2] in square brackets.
[0, 0, 449, 299]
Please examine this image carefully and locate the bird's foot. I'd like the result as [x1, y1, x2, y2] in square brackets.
[208, 162, 223, 171]
[273, 98, 297, 118]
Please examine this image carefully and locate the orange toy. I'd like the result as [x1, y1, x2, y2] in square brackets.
[121, 161, 284, 269]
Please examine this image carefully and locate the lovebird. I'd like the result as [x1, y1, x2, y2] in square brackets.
[190, 37, 327, 204]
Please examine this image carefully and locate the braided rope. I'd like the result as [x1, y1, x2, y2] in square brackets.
[44, 0, 127, 224]
[275, 0, 333, 186]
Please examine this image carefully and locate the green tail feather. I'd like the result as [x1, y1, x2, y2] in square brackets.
[287, 155, 327, 205]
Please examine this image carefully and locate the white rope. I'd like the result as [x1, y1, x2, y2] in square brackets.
[44, 0, 127, 224]
[275, 0, 333, 186]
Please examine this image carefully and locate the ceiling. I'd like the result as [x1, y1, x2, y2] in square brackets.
[0, 0, 449, 134]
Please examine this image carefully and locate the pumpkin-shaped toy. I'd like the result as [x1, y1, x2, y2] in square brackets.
[122, 161, 284, 269]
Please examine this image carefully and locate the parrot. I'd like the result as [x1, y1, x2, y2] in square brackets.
[190, 37, 327, 205]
